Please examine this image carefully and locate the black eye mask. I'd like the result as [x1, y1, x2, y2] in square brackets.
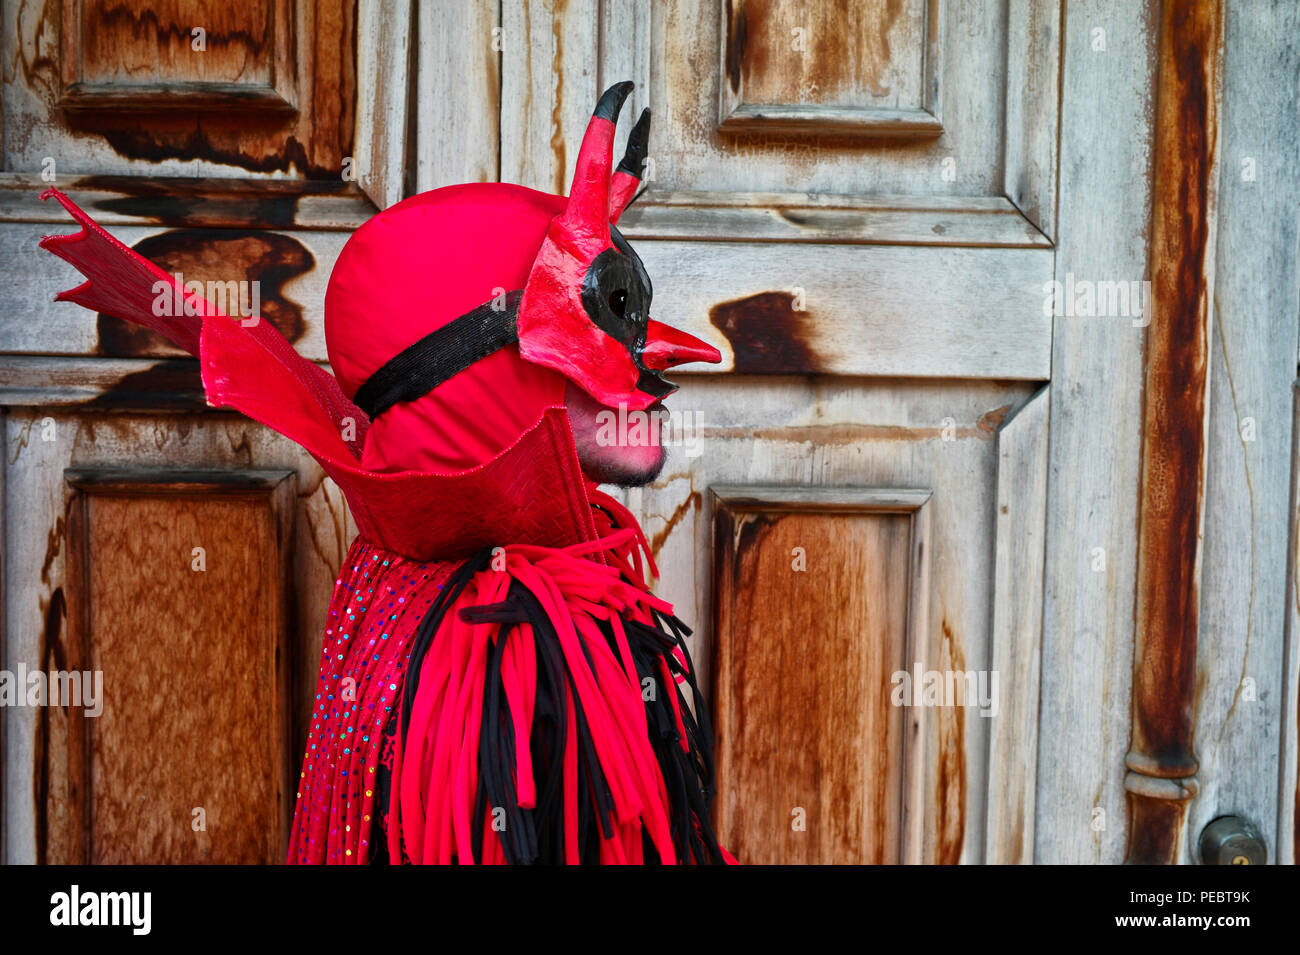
[579, 226, 672, 399]
[581, 225, 652, 348]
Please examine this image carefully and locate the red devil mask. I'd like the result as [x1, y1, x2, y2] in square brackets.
[351, 82, 720, 420]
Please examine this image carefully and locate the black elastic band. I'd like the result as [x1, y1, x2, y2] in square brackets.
[353, 290, 523, 419]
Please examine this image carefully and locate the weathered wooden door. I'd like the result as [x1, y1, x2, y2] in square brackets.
[488, 0, 1297, 865]
[572, 0, 1057, 865]
[0, 0, 412, 863]
[3, 0, 1297, 867]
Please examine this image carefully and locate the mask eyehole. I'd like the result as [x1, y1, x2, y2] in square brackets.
[609, 288, 627, 318]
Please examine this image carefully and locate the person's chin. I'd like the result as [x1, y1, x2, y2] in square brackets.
[580, 442, 667, 487]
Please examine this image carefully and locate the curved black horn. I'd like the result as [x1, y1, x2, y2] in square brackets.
[593, 80, 635, 121]
[616, 108, 652, 177]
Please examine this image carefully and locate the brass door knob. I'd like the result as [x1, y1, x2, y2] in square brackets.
[1199, 815, 1266, 865]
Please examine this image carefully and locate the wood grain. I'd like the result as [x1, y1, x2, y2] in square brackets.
[47, 470, 293, 867]
[1195, 0, 1298, 866]
[1002, 0, 1060, 237]
[712, 486, 930, 864]
[60, 0, 296, 111]
[1035, 0, 1157, 864]
[52, 469, 294, 864]
[1124, 0, 1220, 865]
[718, 0, 941, 138]
[5, 0, 356, 179]
[653, 0, 1045, 202]
[415, 0, 499, 190]
[354, 0, 412, 208]
[2, 410, 354, 865]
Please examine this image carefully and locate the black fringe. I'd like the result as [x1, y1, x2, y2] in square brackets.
[386, 547, 724, 865]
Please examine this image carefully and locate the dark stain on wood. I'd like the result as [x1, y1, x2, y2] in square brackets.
[709, 291, 820, 373]
[977, 405, 1012, 435]
[34, 585, 67, 865]
[724, 0, 748, 95]
[86, 360, 210, 410]
[66, 1, 278, 95]
[1125, 0, 1220, 864]
[724, 0, 909, 106]
[70, 175, 358, 229]
[41, 516, 66, 585]
[96, 229, 313, 356]
[52, 2, 356, 178]
[1125, 791, 1188, 866]
[549, 0, 568, 197]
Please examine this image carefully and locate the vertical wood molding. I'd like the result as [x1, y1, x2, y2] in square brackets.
[415, 0, 500, 190]
[984, 386, 1050, 863]
[1036, 0, 1156, 864]
[1195, 0, 1300, 867]
[355, 0, 414, 207]
[1282, 381, 1300, 865]
[900, 493, 931, 865]
[1124, 0, 1223, 865]
[1002, 0, 1061, 238]
[499, 0, 601, 196]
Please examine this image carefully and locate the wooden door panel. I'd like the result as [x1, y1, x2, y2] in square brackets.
[3, 411, 356, 864]
[60, 0, 296, 112]
[53, 469, 294, 864]
[0, 0, 408, 864]
[718, 0, 940, 136]
[635, 241, 1052, 381]
[657, 0, 1044, 203]
[623, 379, 1048, 863]
[712, 488, 930, 864]
[8, 0, 356, 178]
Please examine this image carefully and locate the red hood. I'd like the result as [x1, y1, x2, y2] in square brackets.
[39, 185, 601, 561]
[325, 182, 572, 477]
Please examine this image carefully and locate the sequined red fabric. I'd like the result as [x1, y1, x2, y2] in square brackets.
[287, 539, 455, 863]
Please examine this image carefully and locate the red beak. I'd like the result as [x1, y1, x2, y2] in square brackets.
[641, 319, 722, 371]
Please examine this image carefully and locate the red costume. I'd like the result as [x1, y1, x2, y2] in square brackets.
[40, 82, 732, 864]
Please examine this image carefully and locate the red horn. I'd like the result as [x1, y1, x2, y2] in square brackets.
[560, 82, 634, 233]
